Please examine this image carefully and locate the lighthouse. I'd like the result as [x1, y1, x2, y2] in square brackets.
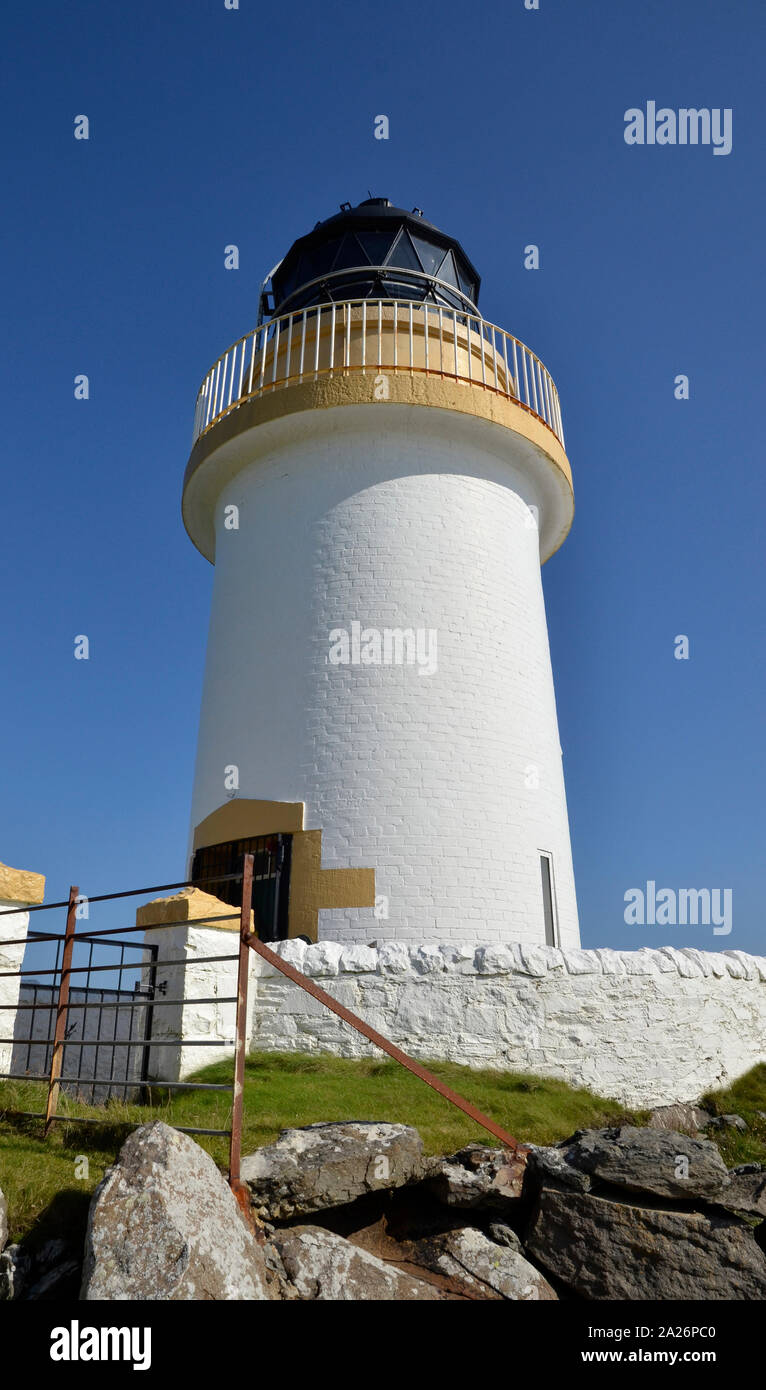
[182, 198, 579, 951]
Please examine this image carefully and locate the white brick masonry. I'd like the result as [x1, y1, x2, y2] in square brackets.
[188, 403, 579, 948]
[0, 901, 29, 1080]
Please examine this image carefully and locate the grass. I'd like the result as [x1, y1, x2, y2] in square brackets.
[3, 1055, 766, 1254]
[0, 1051, 643, 1246]
[701, 1063, 766, 1167]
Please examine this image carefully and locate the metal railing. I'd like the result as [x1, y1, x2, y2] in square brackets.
[0, 870, 250, 1176]
[192, 299, 565, 449]
[0, 855, 525, 1207]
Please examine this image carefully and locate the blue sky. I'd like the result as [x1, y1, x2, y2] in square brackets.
[1, 0, 764, 953]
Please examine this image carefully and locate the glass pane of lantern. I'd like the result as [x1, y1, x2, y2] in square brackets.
[385, 230, 422, 272]
[411, 235, 445, 276]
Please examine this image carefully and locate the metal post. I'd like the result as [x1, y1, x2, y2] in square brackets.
[138, 942, 159, 1104]
[228, 853, 254, 1210]
[44, 885, 78, 1135]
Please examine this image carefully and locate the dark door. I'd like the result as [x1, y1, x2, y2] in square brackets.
[191, 834, 292, 941]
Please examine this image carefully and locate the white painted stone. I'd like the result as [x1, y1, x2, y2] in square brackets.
[275, 938, 308, 972]
[621, 950, 660, 976]
[595, 949, 627, 975]
[377, 942, 411, 974]
[338, 944, 378, 973]
[518, 945, 550, 977]
[475, 944, 515, 975]
[247, 942, 766, 1109]
[723, 950, 760, 981]
[438, 942, 474, 968]
[561, 950, 601, 975]
[410, 944, 446, 975]
[141, 923, 255, 1081]
[0, 903, 29, 1080]
[678, 947, 713, 977]
[303, 942, 344, 978]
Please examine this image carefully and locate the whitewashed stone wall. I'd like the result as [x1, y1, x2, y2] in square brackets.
[249, 940, 766, 1109]
[0, 902, 29, 1080]
[141, 923, 255, 1082]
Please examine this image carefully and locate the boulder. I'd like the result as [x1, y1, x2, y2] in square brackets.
[487, 1222, 524, 1252]
[709, 1113, 748, 1133]
[241, 1121, 426, 1221]
[428, 1143, 527, 1212]
[527, 1187, 766, 1300]
[717, 1165, 766, 1219]
[411, 1226, 557, 1301]
[270, 1225, 442, 1300]
[0, 1245, 29, 1301]
[547, 1126, 730, 1202]
[0, 1236, 84, 1302]
[647, 1103, 713, 1135]
[525, 1144, 592, 1194]
[81, 1122, 273, 1300]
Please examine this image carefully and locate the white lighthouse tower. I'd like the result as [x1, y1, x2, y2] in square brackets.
[183, 198, 579, 951]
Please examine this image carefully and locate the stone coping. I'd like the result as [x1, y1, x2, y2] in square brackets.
[253, 940, 766, 983]
[0, 861, 45, 907]
[136, 886, 252, 932]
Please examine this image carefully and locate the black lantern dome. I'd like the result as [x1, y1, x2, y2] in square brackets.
[265, 198, 481, 320]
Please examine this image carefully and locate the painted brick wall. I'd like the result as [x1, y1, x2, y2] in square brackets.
[189, 403, 579, 948]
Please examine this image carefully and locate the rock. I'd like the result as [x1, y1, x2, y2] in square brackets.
[647, 1103, 713, 1135]
[0, 1186, 6, 1251]
[487, 1222, 524, 1252]
[22, 1238, 81, 1300]
[550, 1126, 729, 1202]
[241, 1121, 426, 1221]
[525, 1144, 593, 1194]
[710, 1113, 749, 1133]
[527, 1187, 766, 1300]
[0, 1237, 82, 1302]
[270, 1225, 442, 1300]
[717, 1165, 766, 1219]
[428, 1143, 527, 1212]
[81, 1122, 273, 1301]
[0, 1245, 29, 1301]
[412, 1226, 557, 1301]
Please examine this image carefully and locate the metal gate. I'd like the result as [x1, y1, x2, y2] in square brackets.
[190, 833, 291, 941]
[10, 932, 158, 1104]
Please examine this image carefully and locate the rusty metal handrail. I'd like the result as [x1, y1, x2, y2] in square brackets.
[243, 930, 526, 1155]
[1, 853, 525, 1204]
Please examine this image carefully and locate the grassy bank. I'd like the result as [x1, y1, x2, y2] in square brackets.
[0, 1051, 642, 1246]
[2, 1054, 765, 1252]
